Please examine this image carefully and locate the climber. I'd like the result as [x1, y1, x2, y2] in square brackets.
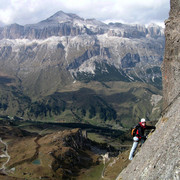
[129, 118, 156, 160]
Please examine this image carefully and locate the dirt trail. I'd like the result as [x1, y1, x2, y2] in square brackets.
[0, 138, 11, 174]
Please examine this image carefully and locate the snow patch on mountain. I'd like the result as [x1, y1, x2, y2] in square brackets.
[77, 59, 96, 74]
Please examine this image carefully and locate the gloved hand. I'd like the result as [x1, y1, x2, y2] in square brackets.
[141, 136, 147, 141]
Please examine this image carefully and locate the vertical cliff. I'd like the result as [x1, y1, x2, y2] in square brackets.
[117, 0, 180, 179]
[162, 0, 180, 107]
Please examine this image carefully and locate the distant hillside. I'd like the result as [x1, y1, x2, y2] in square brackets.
[0, 11, 164, 127]
[0, 125, 116, 179]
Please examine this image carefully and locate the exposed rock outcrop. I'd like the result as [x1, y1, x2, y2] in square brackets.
[118, 0, 180, 179]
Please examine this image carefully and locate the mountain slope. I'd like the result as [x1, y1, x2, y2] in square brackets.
[0, 11, 164, 127]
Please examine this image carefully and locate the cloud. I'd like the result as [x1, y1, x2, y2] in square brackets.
[0, 0, 170, 26]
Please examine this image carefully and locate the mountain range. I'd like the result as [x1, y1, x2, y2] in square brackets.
[0, 11, 164, 127]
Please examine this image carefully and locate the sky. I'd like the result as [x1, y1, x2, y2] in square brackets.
[0, 0, 170, 27]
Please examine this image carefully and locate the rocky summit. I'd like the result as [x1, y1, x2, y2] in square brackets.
[0, 11, 164, 127]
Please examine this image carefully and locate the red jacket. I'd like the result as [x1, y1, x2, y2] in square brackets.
[136, 122, 155, 139]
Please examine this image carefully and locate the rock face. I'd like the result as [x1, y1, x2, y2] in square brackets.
[162, 0, 180, 107]
[118, 98, 180, 180]
[118, 0, 180, 179]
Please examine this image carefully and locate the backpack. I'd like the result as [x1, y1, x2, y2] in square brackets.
[131, 124, 139, 137]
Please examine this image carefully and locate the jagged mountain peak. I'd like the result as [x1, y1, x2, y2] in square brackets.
[146, 23, 164, 37]
[0, 10, 164, 39]
[48, 10, 84, 22]
[85, 18, 107, 27]
[147, 23, 162, 28]
[39, 10, 84, 25]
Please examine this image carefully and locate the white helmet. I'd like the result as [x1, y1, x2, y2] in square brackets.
[141, 118, 146, 122]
